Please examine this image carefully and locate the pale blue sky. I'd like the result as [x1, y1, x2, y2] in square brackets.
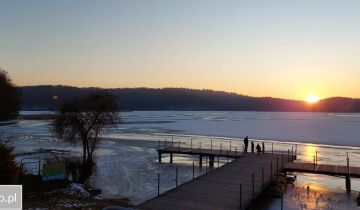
[1, 0, 360, 99]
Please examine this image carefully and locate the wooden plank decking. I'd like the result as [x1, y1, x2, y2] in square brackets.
[138, 153, 288, 210]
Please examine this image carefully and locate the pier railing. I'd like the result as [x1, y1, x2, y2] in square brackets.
[157, 136, 298, 157]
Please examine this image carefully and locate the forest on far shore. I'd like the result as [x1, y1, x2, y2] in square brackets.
[19, 85, 360, 113]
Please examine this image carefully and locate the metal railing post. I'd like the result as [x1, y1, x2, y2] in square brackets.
[262, 167, 264, 188]
[313, 156, 316, 170]
[193, 162, 195, 180]
[252, 173, 255, 198]
[288, 149, 290, 162]
[276, 156, 279, 177]
[347, 152, 350, 175]
[157, 173, 160, 196]
[175, 167, 178, 187]
[239, 183, 242, 209]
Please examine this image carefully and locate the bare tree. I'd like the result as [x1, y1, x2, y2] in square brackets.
[52, 91, 118, 183]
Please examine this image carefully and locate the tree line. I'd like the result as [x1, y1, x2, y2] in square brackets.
[20, 85, 360, 112]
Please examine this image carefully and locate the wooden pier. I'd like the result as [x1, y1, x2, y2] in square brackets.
[137, 145, 360, 210]
[284, 161, 360, 191]
[284, 162, 360, 178]
[138, 153, 289, 210]
[158, 147, 243, 167]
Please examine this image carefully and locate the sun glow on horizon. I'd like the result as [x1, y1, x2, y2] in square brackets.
[305, 94, 321, 104]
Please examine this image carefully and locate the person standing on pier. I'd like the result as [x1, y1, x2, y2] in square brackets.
[251, 141, 254, 153]
[262, 142, 265, 153]
[244, 136, 249, 153]
[256, 143, 261, 154]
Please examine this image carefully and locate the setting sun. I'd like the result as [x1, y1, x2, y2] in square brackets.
[305, 94, 321, 103]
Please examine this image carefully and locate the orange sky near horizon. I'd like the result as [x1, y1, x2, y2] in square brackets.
[2, 1, 360, 100]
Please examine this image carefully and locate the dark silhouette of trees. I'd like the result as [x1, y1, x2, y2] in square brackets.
[52, 91, 118, 184]
[0, 69, 21, 121]
[0, 143, 20, 184]
[19, 85, 360, 112]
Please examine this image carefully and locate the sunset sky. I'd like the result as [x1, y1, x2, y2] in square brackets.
[1, 0, 360, 100]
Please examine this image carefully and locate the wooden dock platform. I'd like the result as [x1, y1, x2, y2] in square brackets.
[158, 147, 244, 166]
[138, 153, 289, 210]
[138, 145, 360, 210]
[284, 162, 360, 178]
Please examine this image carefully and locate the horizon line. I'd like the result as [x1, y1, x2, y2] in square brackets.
[18, 84, 360, 101]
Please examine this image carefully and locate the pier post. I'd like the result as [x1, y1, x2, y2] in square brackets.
[209, 155, 214, 167]
[291, 146, 294, 162]
[191, 138, 193, 149]
[230, 141, 232, 151]
[199, 155, 203, 167]
[170, 153, 173, 163]
[281, 153, 284, 168]
[158, 152, 162, 163]
[38, 159, 41, 176]
[346, 176, 351, 192]
[192, 162, 195, 180]
[346, 153, 351, 192]
[205, 157, 208, 173]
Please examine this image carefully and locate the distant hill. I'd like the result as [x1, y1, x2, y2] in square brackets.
[18, 85, 360, 112]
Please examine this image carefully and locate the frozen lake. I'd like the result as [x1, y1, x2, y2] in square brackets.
[1, 111, 360, 208]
